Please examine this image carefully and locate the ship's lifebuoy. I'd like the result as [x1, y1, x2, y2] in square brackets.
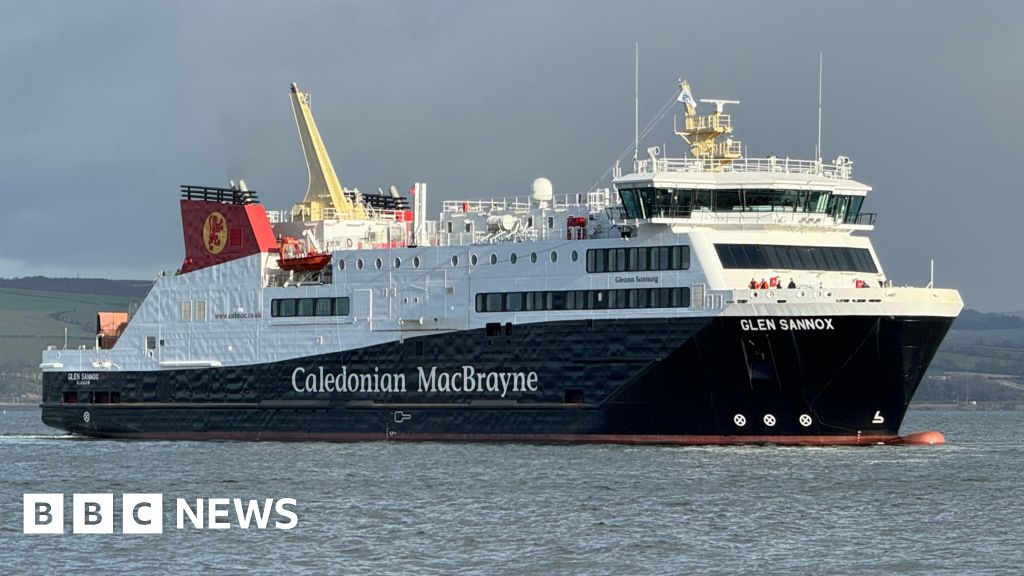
[346, 238, 353, 248]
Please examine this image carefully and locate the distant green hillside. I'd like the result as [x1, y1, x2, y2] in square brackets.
[0, 276, 152, 298]
[0, 278, 149, 367]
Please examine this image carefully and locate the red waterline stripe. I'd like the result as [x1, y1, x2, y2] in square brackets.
[88, 430, 914, 446]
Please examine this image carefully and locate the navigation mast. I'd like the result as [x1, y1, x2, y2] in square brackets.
[674, 81, 742, 167]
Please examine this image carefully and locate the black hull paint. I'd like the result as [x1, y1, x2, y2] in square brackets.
[41, 315, 954, 444]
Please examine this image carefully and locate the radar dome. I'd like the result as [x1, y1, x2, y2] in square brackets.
[531, 177, 553, 203]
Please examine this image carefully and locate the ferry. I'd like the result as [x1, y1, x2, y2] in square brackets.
[40, 80, 962, 444]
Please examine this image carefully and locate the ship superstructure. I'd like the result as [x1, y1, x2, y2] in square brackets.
[40, 81, 961, 444]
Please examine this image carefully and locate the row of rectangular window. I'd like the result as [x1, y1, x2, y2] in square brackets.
[715, 244, 878, 273]
[476, 287, 691, 313]
[586, 245, 689, 273]
[271, 297, 351, 318]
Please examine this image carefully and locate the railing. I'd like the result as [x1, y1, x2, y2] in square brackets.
[443, 191, 612, 214]
[684, 113, 731, 132]
[853, 212, 878, 226]
[632, 156, 854, 180]
[180, 185, 259, 205]
[266, 206, 410, 224]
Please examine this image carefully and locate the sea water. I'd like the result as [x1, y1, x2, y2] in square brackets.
[0, 409, 1020, 575]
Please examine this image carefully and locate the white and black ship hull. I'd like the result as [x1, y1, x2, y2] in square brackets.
[41, 314, 954, 445]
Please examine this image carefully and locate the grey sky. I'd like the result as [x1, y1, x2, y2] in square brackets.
[1, 1, 1020, 310]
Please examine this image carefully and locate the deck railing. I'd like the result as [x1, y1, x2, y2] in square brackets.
[632, 156, 854, 180]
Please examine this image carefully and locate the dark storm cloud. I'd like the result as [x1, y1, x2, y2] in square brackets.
[0, 0, 1020, 309]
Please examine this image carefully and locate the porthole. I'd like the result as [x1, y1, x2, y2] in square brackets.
[394, 257, 401, 269]
[550, 251, 558, 263]
[570, 250, 579, 262]
[413, 256, 421, 268]
[530, 252, 538, 263]
[490, 253, 498, 265]
[338, 260, 346, 270]
[375, 258, 383, 270]
[510, 253, 518, 264]
[470, 254, 479, 266]
[356, 258, 364, 270]
[451, 255, 459, 267]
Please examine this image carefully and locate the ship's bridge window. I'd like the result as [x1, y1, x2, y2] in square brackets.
[586, 245, 690, 273]
[619, 189, 642, 219]
[617, 187, 848, 218]
[715, 190, 742, 212]
[715, 244, 877, 273]
[271, 297, 351, 318]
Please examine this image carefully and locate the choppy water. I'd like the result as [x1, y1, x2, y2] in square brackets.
[0, 409, 1021, 575]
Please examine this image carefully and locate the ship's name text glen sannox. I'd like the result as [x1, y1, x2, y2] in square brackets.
[740, 318, 835, 331]
[290, 366, 539, 397]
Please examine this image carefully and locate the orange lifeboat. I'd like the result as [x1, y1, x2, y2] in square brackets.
[277, 236, 332, 272]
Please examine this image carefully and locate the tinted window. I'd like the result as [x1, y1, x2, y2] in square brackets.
[315, 298, 333, 316]
[715, 190, 742, 212]
[715, 244, 877, 273]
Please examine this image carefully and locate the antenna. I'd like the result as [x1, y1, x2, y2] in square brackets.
[633, 42, 639, 163]
[817, 52, 823, 161]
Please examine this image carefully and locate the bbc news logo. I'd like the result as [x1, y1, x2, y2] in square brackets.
[23, 494, 298, 534]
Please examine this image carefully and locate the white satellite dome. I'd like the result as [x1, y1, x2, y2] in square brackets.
[531, 177, 553, 204]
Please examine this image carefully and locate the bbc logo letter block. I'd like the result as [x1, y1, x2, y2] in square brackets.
[23, 493, 164, 534]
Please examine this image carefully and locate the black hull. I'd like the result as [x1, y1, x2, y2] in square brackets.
[41, 315, 954, 444]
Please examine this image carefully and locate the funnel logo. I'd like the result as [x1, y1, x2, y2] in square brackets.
[203, 212, 227, 254]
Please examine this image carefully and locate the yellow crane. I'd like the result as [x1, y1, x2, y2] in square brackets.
[289, 82, 366, 221]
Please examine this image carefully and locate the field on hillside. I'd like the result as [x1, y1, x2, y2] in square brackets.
[930, 327, 1024, 375]
[0, 287, 142, 367]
